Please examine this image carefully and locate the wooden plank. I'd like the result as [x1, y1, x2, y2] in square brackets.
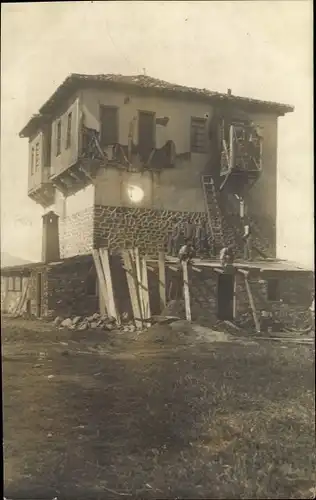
[244, 276, 260, 333]
[99, 248, 120, 324]
[237, 268, 249, 276]
[122, 250, 143, 329]
[14, 279, 29, 316]
[192, 266, 202, 273]
[158, 251, 166, 311]
[92, 249, 110, 315]
[129, 250, 144, 325]
[214, 267, 224, 274]
[133, 249, 144, 317]
[141, 257, 151, 323]
[182, 261, 191, 322]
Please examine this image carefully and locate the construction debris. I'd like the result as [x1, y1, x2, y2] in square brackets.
[51, 312, 137, 332]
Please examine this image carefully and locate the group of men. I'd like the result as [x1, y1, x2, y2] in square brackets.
[177, 218, 252, 268]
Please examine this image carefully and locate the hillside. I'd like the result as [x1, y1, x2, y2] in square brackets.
[1, 252, 33, 268]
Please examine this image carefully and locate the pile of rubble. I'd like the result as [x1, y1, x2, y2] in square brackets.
[53, 313, 138, 332]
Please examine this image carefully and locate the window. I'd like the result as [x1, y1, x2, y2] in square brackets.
[8, 277, 14, 291]
[191, 117, 207, 153]
[8, 276, 22, 292]
[66, 112, 72, 149]
[267, 279, 280, 302]
[31, 146, 35, 175]
[138, 110, 155, 160]
[56, 120, 62, 156]
[35, 142, 40, 171]
[100, 106, 118, 146]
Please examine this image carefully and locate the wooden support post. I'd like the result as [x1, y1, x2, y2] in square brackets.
[133, 248, 144, 316]
[122, 250, 143, 329]
[99, 248, 120, 325]
[244, 276, 260, 333]
[158, 251, 166, 312]
[14, 279, 29, 316]
[92, 249, 110, 315]
[129, 249, 144, 326]
[182, 261, 191, 322]
[233, 275, 237, 319]
[141, 257, 151, 323]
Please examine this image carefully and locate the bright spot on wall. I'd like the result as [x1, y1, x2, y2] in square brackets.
[127, 185, 144, 204]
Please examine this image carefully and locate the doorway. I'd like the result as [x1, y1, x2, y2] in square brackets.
[138, 111, 155, 161]
[36, 272, 42, 317]
[217, 273, 235, 320]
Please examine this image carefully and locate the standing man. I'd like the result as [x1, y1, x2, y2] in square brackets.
[243, 217, 252, 261]
[168, 223, 181, 257]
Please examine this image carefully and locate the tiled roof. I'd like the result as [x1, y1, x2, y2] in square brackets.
[19, 73, 294, 137]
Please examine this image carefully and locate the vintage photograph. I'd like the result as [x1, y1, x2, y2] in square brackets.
[1, 1, 314, 499]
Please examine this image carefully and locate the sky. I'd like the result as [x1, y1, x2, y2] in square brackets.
[1, 1, 313, 267]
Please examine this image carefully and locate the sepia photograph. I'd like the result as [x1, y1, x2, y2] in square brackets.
[1, 1, 314, 499]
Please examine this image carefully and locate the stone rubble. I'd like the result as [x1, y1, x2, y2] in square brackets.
[52, 312, 138, 332]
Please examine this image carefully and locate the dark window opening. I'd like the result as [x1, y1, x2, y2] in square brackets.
[86, 268, 97, 296]
[35, 142, 40, 171]
[191, 117, 207, 153]
[56, 120, 62, 156]
[31, 146, 35, 175]
[44, 125, 52, 167]
[138, 110, 155, 161]
[267, 279, 280, 301]
[66, 112, 72, 149]
[100, 106, 118, 147]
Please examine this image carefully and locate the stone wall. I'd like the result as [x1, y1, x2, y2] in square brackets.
[94, 205, 208, 256]
[46, 256, 98, 318]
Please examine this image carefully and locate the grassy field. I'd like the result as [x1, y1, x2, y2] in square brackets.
[2, 317, 315, 499]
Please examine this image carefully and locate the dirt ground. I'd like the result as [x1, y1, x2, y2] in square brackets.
[2, 317, 315, 500]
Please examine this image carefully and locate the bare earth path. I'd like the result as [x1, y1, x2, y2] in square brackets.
[2, 318, 315, 499]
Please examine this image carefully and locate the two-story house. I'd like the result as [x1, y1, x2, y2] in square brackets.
[1, 74, 313, 330]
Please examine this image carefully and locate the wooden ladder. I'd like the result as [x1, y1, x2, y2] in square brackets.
[202, 175, 225, 249]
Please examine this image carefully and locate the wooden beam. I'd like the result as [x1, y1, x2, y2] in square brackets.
[92, 249, 110, 316]
[141, 257, 151, 323]
[244, 276, 260, 333]
[192, 266, 202, 273]
[168, 265, 179, 272]
[122, 250, 143, 329]
[182, 261, 191, 322]
[133, 248, 145, 319]
[158, 251, 166, 312]
[237, 268, 249, 277]
[68, 170, 84, 183]
[214, 267, 224, 274]
[14, 279, 30, 316]
[99, 248, 120, 325]
[79, 165, 95, 184]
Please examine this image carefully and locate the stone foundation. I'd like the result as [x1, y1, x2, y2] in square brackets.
[94, 205, 208, 256]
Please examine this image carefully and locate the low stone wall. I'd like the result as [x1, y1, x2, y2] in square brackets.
[46, 256, 98, 318]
